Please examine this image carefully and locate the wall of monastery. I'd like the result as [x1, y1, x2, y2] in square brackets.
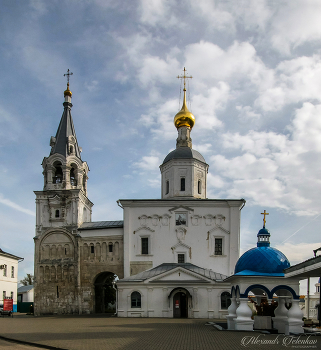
[34, 228, 124, 315]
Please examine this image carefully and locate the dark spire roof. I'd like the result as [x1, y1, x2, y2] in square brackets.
[50, 101, 81, 159]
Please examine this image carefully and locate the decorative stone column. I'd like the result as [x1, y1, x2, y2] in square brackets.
[234, 298, 254, 331]
[227, 296, 237, 330]
[284, 299, 304, 335]
[272, 297, 288, 333]
[64, 165, 71, 189]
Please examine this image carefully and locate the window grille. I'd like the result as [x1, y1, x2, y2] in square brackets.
[131, 292, 141, 308]
[141, 238, 148, 255]
[215, 238, 223, 255]
[221, 292, 231, 309]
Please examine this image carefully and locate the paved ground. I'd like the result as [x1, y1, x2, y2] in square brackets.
[0, 314, 320, 350]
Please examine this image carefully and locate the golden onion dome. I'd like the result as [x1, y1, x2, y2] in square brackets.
[174, 88, 195, 129]
[64, 82, 72, 97]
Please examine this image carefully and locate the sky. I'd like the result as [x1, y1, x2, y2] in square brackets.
[1, 0, 321, 293]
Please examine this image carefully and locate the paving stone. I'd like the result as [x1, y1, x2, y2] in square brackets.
[0, 315, 320, 350]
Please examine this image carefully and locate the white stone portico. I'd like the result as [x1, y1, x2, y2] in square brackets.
[117, 263, 231, 318]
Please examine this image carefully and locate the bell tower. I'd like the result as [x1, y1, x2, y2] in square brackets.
[33, 72, 94, 316]
[34, 71, 93, 235]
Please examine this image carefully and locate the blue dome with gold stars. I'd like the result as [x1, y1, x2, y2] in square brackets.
[234, 224, 290, 276]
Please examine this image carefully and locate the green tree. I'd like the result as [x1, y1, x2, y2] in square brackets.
[20, 273, 34, 286]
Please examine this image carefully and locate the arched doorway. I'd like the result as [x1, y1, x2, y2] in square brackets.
[94, 272, 117, 313]
[173, 291, 188, 318]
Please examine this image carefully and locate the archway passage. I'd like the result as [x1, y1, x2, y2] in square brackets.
[94, 272, 117, 313]
[173, 292, 188, 318]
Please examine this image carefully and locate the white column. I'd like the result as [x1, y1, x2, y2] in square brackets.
[284, 299, 304, 335]
[272, 297, 288, 333]
[227, 297, 237, 330]
[162, 288, 169, 317]
[234, 298, 254, 331]
[147, 288, 154, 317]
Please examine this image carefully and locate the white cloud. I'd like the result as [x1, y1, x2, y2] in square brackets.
[137, 53, 181, 88]
[148, 178, 161, 188]
[275, 242, 321, 265]
[209, 102, 321, 215]
[139, 0, 179, 27]
[132, 154, 161, 172]
[192, 143, 212, 154]
[0, 195, 35, 217]
[207, 172, 226, 189]
[139, 98, 178, 140]
[256, 55, 321, 111]
[269, 1, 321, 55]
[192, 83, 228, 130]
[231, 0, 272, 32]
[185, 41, 272, 89]
[190, 0, 235, 32]
[222, 130, 287, 157]
[236, 105, 261, 121]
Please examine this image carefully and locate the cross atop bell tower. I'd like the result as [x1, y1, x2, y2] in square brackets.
[64, 69, 73, 84]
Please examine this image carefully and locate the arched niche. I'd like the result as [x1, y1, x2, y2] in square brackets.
[40, 231, 74, 261]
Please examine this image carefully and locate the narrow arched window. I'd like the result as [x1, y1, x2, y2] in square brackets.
[83, 172, 86, 192]
[131, 291, 141, 308]
[221, 292, 231, 309]
[166, 180, 169, 195]
[53, 165, 63, 184]
[55, 209, 60, 218]
[108, 243, 113, 253]
[198, 180, 201, 194]
[180, 178, 185, 191]
[70, 167, 77, 186]
[69, 146, 73, 154]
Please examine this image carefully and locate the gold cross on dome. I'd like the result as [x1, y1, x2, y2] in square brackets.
[64, 69, 73, 84]
[177, 67, 192, 90]
[261, 210, 269, 227]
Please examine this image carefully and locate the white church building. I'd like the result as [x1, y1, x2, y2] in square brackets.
[116, 78, 245, 318]
[33, 71, 305, 333]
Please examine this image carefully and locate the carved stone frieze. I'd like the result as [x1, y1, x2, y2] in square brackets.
[203, 214, 215, 226]
[138, 215, 149, 227]
[191, 215, 202, 226]
[161, 214, 171, 226]
[133, 226, 155, 234]
[175, 227, 187, 242]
